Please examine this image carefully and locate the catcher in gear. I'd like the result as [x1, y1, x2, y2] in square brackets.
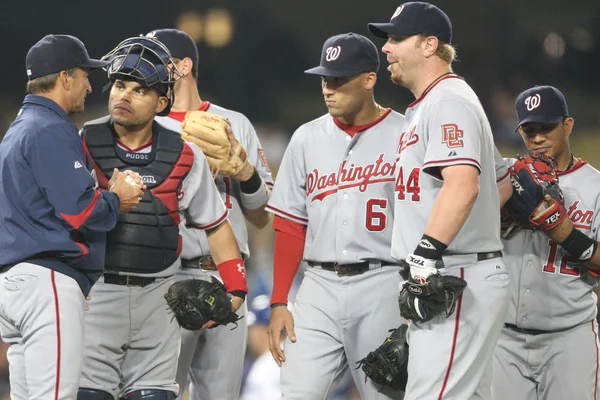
[357, 324, 409, 391]
[165, 276, 242, 330]
[181, 110, 254, 179]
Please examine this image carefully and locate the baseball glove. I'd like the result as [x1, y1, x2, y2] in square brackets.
[500, 207, 525, 240]
[504, 153, 566, 231]
[356, 324, 409, 391]
[164, 276, 242, 330]
[181, 110, 249, 177]
[398, 262, 467, 322]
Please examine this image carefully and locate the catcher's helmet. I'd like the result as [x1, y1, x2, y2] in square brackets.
[102, 36, 182, 116]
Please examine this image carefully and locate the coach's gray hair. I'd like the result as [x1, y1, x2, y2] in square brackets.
[26, 68, 77, 94]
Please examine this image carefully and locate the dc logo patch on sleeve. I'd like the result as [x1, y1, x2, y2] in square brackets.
[441, 123, 464, 148]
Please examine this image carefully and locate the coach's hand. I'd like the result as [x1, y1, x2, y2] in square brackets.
[109, 169, 144, 213]
[268, 305, 296, 367]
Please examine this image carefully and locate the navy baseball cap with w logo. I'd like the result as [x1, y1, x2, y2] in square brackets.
[515, 85, 569, 130]
[304, 33, 380, 77]
[368, 2, 452, 44]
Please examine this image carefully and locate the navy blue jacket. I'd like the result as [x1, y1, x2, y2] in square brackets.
[0, 95, 121, 296]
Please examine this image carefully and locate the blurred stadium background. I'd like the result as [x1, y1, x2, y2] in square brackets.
[0, 0, 598, 398]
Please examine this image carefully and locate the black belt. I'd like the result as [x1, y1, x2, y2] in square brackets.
[476, 251, 502, 261]
[181, 256, 217, 271]
[103, 273, 156, 287]
[308, 261, 383, 276]
[504, 323, 548, 335]
[0, 264, 15, 274]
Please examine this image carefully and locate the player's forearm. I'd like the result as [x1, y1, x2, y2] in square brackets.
[547, 218, 600, 271]
[206, 221, 242, 263]
[424, 175, 479, 246]
[244, 206, 272, 229]
[497, 179, 513, 208]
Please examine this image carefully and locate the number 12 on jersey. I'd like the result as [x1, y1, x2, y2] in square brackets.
[396, 166, 421, 201]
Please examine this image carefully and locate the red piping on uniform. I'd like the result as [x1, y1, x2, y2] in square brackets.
[188, 209, 229, 230]
[438, 267, 464, 400]
[59, 190, 101, 230]
[556, 160, 587, 176]
[593, 320, 599, 400]
[424, 157, 482, 169]
[115, 138, 153, 152]
[264, 205, 309, 224]
[408, 75, 464, 108]
[51, 271, 61, 400]
[167, 101, 211, 122]
[496, 171, 509, 183]
[333, 108, 392, 138]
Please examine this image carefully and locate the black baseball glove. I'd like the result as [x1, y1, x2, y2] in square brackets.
[504, 153, 566, 231]
[164, 276, 242, 330]
[398, 258, 467, 322]
[356, 324, 409, 391]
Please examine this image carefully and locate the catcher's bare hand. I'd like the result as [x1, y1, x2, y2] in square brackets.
[108, 168, 144, 213]
[268, 305, 296, 367]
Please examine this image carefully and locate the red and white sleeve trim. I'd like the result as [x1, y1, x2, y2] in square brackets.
[187, 209, 229, 230]
[423, 157, 482, 176]
[265, 204, 308, 225]
[496, 170, 510, 185]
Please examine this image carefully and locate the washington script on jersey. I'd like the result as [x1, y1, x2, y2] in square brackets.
[567, 200, 594, 229]
[306, 153, 400, 203]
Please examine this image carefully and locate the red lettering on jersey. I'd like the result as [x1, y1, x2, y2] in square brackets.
[567, 200, 594, 229]
[398, 125, 419, 154]
[306, 153, 399, 202]
[258, 149, 271, 171]
[441, 123, 464, 148]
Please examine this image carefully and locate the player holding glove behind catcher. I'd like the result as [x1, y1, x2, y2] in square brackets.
[77, 36, 246, 400]
[369, 3, 510, 399]
[151, 28, 273, 400]
[493, 85, 600, 400]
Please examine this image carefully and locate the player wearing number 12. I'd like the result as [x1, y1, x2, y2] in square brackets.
[265, 33, 405, 399]
[369, 2, 510, 399]
[492, 85, 600, 400]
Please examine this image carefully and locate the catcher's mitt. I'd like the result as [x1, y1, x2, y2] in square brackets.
[181, 110, 249, 177]
[500, 207, 525, 240]
[164, 276, 242, 330]
[504, 153, 566, 231]
[356, 324, 409, 391]
[398, 261, 467, 323]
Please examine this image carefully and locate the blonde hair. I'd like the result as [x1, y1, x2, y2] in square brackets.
[416, 35, 457, 64]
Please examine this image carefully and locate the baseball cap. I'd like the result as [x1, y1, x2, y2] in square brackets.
[515, 85, 569, 130]
[25, 34, 109, 80]
[146, 29, 199, 72]
[368, 2, 453, 44]
[304, 33, 379, 78]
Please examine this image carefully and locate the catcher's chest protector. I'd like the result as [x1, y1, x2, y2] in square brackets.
[82, 117, 194, 273]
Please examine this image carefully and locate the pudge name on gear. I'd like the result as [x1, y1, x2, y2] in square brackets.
[306, 153, 400, 202]
[125, 152, 149, 160]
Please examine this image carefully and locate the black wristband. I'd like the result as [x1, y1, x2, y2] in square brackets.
[229, 290, 246, 301]
[560, 228, 598, 261]
[413, 234, 448, 260]
[240, 168, 262, 194]
[271, 302, 287, 309]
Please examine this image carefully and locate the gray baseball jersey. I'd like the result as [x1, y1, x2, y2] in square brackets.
[493, 158, 600, 400]
[266, 109, 406, 399]
[157, 102, 272, 400]
[390, 75, 510, 400]
[156, 102, 274, 259]
[391, 75, 503, 262]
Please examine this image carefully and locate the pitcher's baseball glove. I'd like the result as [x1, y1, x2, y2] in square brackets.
[181, 110, 249, 177]
[504, 153, 566, 231]
[356, 324, 409, 391]
[164, 276, 242, 330]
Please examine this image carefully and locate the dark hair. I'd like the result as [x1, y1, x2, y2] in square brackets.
[172, 56, 198, 80]
[26, 68, 77, 94]
[521, 117, 568, 136]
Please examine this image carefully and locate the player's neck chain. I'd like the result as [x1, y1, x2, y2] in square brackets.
[422, 71, 454, 96]
[565, 152, 575, 171]
[376, 104, 387, 116]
